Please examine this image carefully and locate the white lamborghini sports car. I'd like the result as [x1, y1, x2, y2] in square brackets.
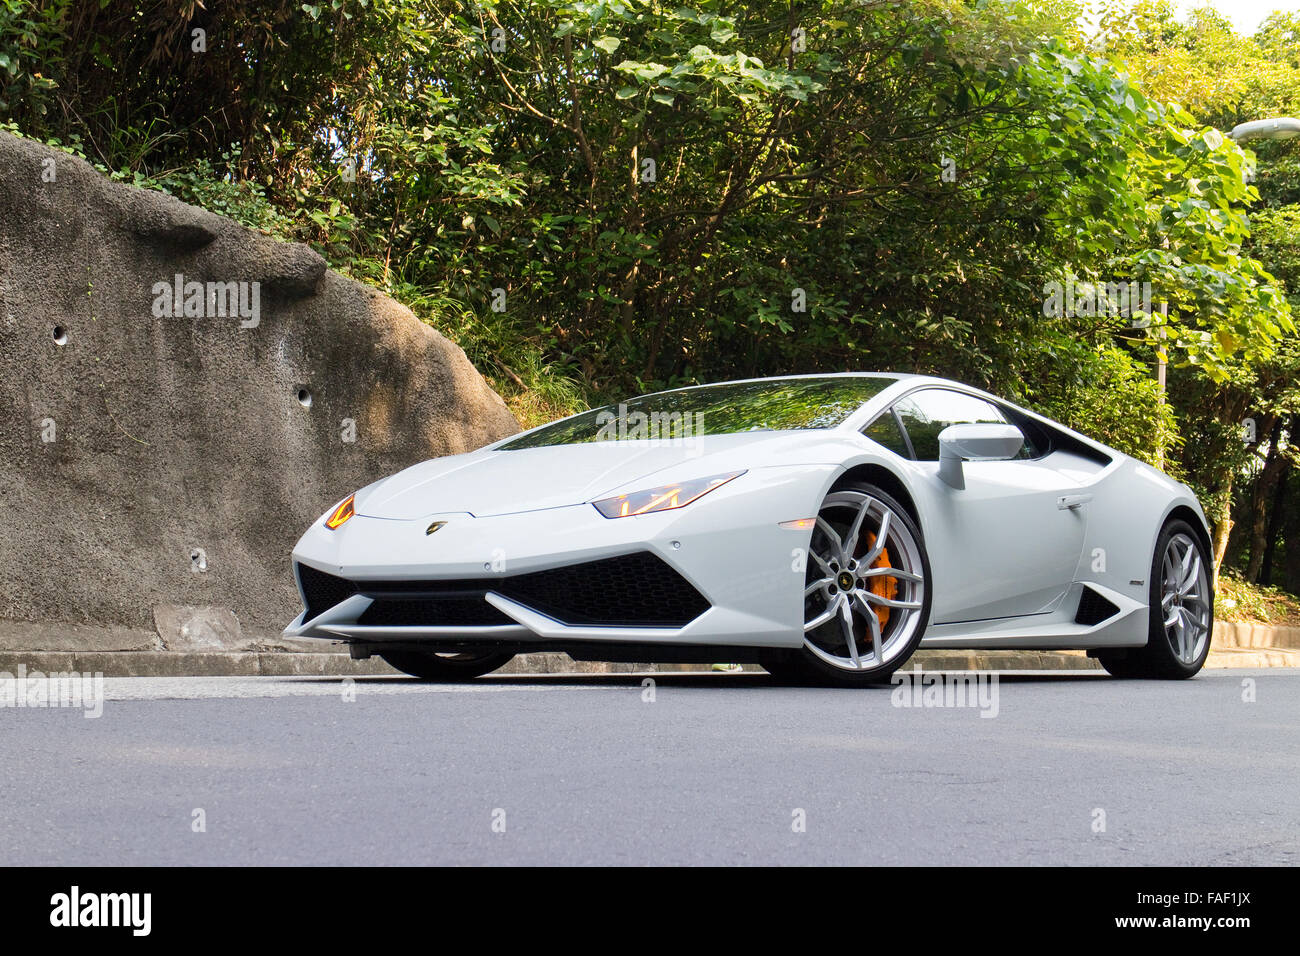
[284, 373, 1215, 686]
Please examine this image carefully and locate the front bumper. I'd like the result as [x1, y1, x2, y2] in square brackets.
[283, 464, 834, 650]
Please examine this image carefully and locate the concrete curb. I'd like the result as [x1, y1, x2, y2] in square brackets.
[1214, 622, 1300, 650]
[1, 625, 1297, 678]
[1204, 647, 1300, 668]
[0, 651, 397, 677]
[0, 649, 1105, 677]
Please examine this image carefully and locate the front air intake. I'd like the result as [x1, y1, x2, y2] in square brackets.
[297, 563, 357, 621]
[297, 552, 711, 629]
[501, 551, 710, 627]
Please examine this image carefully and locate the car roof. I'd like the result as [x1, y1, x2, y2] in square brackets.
[487, 371, 1125, 464]
[628, 371, 917, 401]
[648, 373, 1125, 462]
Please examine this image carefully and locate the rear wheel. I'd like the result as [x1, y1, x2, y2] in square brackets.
[1097, 519, 1212, 679]
[767, 482, 932, 686]
[378, 650, 515, 681]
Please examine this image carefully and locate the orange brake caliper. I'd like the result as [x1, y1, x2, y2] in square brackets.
[861, 532, 898, 629]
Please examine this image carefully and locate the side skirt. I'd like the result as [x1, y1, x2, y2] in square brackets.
[920, 581, 1148, 650]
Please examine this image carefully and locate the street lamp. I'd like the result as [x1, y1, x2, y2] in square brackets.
[1229, 117, 1300, 142]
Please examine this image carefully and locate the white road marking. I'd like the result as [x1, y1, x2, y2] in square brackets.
[55, 668, 1147, 704]
[98, 676, 636, 702]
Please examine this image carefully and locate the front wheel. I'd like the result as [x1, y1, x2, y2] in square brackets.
[1097, 519, 1213, 679]
[768, 482, 932, 686]
[378, 649, 515, 681]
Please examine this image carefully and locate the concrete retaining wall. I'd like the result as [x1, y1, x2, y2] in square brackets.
[0, 130, 519, 640]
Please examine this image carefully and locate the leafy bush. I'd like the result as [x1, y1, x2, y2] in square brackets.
[1216, 570, 1300, 624]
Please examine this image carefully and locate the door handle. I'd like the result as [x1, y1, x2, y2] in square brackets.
[1057, 494, 1093, 511]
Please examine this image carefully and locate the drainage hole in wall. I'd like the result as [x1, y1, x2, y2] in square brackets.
[297, 386, 313, 408]
[52, 326, 67, 346]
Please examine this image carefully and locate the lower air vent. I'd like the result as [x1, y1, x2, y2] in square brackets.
[297, 563, 357, 621]
[1075, 586, 1120, 626]
[501, 551, 710, 627]
[296, 552, 710, 629]
[358, 597, 515, 628]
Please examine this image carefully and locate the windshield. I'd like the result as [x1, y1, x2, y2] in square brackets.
[499, 376, 896, 449]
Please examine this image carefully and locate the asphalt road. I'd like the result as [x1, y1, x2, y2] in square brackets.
[1, 669, 1296, 865]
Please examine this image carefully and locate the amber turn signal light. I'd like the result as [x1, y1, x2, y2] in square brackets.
[324, 494, 356, 530]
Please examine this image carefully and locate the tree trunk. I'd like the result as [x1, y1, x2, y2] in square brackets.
[1245, 418, 1283, 582]
[1211, 480, 1233, 592]
[1283, 470, 1300, 596]
[1260, 457, 1288, 587]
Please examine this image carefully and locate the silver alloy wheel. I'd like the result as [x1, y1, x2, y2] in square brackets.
[1160, 532, 1211, 665]
[803, 490, 925, 672]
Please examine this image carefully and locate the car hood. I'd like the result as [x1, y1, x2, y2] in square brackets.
[354, 431, 830, 520]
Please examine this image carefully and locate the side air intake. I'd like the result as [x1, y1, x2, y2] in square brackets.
[1075, 586, 1120, 626]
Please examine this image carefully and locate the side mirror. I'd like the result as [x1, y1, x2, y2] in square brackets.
[937, 423, 1025, 489]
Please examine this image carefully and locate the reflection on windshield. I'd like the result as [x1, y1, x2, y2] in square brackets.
[500, 376, 896, 449]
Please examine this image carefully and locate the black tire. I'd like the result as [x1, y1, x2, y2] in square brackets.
[1097, 518, 1213, 679]
[770, 481, 933, 687]
[378, 650, 514, 681]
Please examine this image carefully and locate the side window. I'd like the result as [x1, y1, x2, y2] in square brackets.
[893, 390, 1010, 461]
[861, 413, 911, 457]
[998, 406, 1050, 459]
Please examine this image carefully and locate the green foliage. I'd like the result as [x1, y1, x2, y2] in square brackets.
[1216, 569, 1300, 624]
[0, 0, 61, 116]
[1096, 2, 1300, 127]
[7, 0, 1288, 390]
[388, 278, 587, 428]
[134, 154, 297, 237]
[1024, 336, 1181, 469]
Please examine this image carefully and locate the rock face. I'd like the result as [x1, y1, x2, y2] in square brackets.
[0, 130, 519, 639]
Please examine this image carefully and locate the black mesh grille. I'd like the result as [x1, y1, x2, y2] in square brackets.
[298, 563, 357, 621]
[295, 552, 709, 628]
[501, 552, 709, 626]
[1075, 587, 1119, 626]
[358, 597, 515, 627]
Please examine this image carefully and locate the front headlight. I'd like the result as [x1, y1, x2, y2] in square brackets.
[323, 493, 356, 530]
[592, 471, 745, 518]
